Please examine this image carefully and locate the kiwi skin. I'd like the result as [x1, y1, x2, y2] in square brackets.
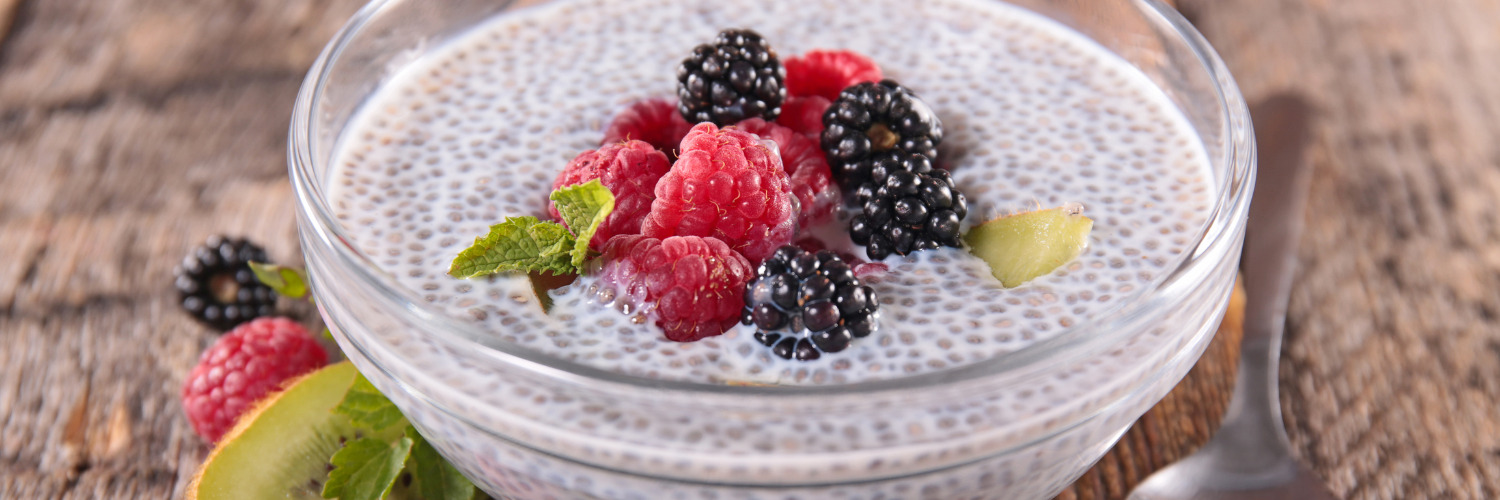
[964, 204, 1094, 288]
[187, 362, 372, 500]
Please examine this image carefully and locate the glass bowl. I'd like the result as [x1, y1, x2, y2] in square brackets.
[289, 0, 1252, 498]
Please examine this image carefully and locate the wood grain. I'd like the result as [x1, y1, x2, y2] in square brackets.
[3, 0, 1500, 498]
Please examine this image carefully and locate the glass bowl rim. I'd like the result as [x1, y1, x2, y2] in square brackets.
[288, 0, 1255, 398]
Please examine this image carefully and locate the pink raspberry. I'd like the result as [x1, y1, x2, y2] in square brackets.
[784, 49, 883, 101]
[601, 98, 694, 157]
[181, 317, 327, 442]
[735, 118, 841, 227]
[777, 95, 832, 137]
[641, 123, 795, 263]
[550, 140, 671, 250]
[597, 235, 754, 342]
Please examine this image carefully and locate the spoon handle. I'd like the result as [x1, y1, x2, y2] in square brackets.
[1221, 95, 1314, 465]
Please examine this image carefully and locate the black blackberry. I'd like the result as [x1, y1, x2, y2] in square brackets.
[676, 29, 786, 126]
[821, 80, 943, 191]
[741, 246, 879, 361]
[850, 169, 968, 260]
[174, 236, 277, 331]
[850, 152, 934, 207]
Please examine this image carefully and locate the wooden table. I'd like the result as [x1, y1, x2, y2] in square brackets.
[2, 0, 1497, 498]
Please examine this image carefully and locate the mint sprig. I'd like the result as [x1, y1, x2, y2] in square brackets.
[335, 375, 408, 432]
[248, 261, 309, 299]
[549, 181, 615, 268]
[326, 374, 482, 500]
[408, 426, 478, 500]
[322, 435, 413, 500]
[448, 180, 615, 279]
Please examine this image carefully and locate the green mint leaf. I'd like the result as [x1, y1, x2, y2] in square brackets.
[334, 375, 408, 432]
[321, 436, 413, 500]
[321, 327, 335, 342]
[248, 261, 309, 299]
[448, 216, 577, 279]
[406, 425, 477, 500]
[549, 180, 616, 267]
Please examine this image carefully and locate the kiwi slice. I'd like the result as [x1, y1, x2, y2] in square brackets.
[965, 204, 1094, 288]
[187, 362, 408, 499]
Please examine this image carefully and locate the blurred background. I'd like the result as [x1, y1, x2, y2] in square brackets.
[1, 0, 1499, 498]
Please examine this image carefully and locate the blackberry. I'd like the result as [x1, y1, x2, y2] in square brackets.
[821, 80, 943, 191]
[850, 169, 968, 260]
[850, 151, 934, 207]
[741, 246, 879, 361]
[174, 236, 277, 331]
[677, 29, 787, 126]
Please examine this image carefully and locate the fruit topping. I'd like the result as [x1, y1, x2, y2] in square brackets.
[777, 95, 832, 137]
[735, 117, 841, 227]
[784, 49, 883, 101]
[181, 317, 328, 442]
[549, 140, 670, 251]
[450, 180, 616, 279]
[677, 29, 787, 126]
[850, 168, 968, 260]
[821, 80, 943, 191]
[601, 97, 694, 158]
[641, 122, 795, 264]
[964, 204, 1094, 288]
[848, 151, 935, 207]
[175, 236, 278, 331]
[597, 235, 754, 342]
[742, 246, 879, 361]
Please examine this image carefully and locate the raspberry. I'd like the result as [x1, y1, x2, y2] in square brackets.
[777, 95, 832, 137]
[850, 168, 969, 260]
[549, 140, 671, 250]
[641, 123, 795, 263]
[784, 49, 883, 101]
[742, 246, 880, 360]
[822, 80, 944, 191]
[597, 235, 754, 342]
[677, 29, 787, 125]
[735, 118, 841, 227]
[601, 98, 693, 158]
[181, 317, 327, 442]
[174, 236, 277, 331]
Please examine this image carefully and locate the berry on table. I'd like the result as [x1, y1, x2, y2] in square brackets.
[181, 317, 328, 442]
[641, 122, 795, 264]
[821, 80, 944, 191]
[597, 235, 754, 342]
[677, 29, 787, 126]
[850, 168, 968, 260]
[550, 140, 671, 251]
[741, 246, 879, 361]
[735, 118, 841, 227]
[784, 49, 883, 102]
[601, 97, 694, 158]
[174, 236, 277, 331]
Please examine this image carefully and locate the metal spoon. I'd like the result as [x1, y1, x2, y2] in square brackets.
[1127, 95, 1336, 500]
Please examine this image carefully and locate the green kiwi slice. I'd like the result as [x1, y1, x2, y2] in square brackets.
[965, 204, 1094, 288]
[187, 362, 408, 499]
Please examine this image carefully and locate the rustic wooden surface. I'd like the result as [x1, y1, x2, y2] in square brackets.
[2, 0, 1498, 498]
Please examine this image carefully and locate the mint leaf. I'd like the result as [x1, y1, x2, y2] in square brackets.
[248, 261, 308, 299]
[334, 375, 408, 432]
[406, 425, 477, 500]
[550, 180, 616, 267]
[448, 216, 577, 279]
[322, 436, 413, 500]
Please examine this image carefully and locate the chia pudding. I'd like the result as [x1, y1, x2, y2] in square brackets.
[294, 0, 1250, 498]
